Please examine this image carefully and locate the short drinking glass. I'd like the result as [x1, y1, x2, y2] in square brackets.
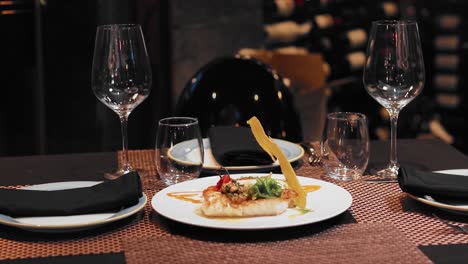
[155, 117, 204, 186]
[321, 112, 370, 181]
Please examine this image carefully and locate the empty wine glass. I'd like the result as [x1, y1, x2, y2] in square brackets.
[92, 24, 152, 179]
[363, 20, 425, 179]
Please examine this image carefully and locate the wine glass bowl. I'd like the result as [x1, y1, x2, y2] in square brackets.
[92, 24, 152, 179]
[363, 20, 425, 179]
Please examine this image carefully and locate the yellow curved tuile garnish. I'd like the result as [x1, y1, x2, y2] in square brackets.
[247, 116, 307, 208]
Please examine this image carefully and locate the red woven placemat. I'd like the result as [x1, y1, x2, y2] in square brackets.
[122, 222, 431, 264]
[0, 151, 166, 261]
[0, 148, 465, 261]
[296, 158, 468, 246]
[123, 149, 468, 246]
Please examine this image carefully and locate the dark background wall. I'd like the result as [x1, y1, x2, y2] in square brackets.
[0, 0, 263, 157]
[0, 0, 171, 156]
[1, 0, 468, 156]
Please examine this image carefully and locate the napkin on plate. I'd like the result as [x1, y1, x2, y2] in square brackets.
[398, 166, 468, 200]
[208, 126, 273, 166]
[0, 171, 142, 217]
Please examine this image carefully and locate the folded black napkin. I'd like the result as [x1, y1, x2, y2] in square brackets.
[0, 171, 142, 217]
[398, 166, 468, 200]
[208, 126, 273, 166]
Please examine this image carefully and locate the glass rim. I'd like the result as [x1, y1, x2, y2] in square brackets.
[327, 112, 367, 121]
[97, 24, 141, 29]
[372, 20, 417, 26]
[158, 117, 199, 126]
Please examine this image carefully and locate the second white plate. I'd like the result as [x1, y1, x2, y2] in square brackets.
[169, 138, 304, 172]
[0, 181, 147, 232]
[407, 169, 468, 213]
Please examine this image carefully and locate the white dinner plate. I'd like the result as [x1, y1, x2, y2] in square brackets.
[406, 169, 468, 214]
[151, 173, 352, 230]
[0, 181, 147, 232]
[169, 138, 304, 172]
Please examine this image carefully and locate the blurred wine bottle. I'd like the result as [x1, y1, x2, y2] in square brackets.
[322, 51, 366, 81]
[263, 0, 297, 24]
[364, 0, 400, 20]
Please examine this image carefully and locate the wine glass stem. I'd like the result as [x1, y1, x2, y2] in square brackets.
[389, 111, 399, 169]
[120, 115, 131, 171]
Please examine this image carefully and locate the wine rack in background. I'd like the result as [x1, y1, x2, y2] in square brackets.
[413, 0, 468, 152]
[263, 0, 468, 154]
[396, 0, 468, 152]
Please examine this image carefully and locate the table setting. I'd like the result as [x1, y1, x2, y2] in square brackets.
[0, 171, 145, 232]
[1, 20, 468, 264]
[0, 139, 468, 263]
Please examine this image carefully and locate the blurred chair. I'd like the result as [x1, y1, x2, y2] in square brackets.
[238, 48, 327, 141]
[175, 56, 303, 142]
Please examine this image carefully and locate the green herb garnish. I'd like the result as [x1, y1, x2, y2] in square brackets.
[248, 177, 283, 199]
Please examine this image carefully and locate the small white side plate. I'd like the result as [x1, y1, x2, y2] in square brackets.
[169, 138, 304, 172]
[0, 181, 147, 232]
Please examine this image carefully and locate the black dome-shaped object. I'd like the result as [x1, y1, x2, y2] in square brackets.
[175, 56, 303, 142]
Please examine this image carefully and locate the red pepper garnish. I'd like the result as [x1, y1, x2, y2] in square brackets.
[215, 174, 231, 191]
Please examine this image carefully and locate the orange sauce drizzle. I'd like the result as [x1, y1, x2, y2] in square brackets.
[303, 185, 321, 193]
[167, 191, 203, 204]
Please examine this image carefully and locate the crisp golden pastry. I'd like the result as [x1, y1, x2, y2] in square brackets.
[247, 116, 307, 208]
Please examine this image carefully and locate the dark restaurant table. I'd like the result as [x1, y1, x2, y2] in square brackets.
[0, 139, 468, 263]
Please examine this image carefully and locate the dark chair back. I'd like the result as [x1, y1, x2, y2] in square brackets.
[175, 56, 303, 142]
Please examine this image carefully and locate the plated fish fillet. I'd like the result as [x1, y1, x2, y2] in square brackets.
[201, 175, 298, 217]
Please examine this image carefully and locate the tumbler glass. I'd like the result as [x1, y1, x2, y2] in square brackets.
[155, 117, 204, 186]
[320, 112, 369, 181]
